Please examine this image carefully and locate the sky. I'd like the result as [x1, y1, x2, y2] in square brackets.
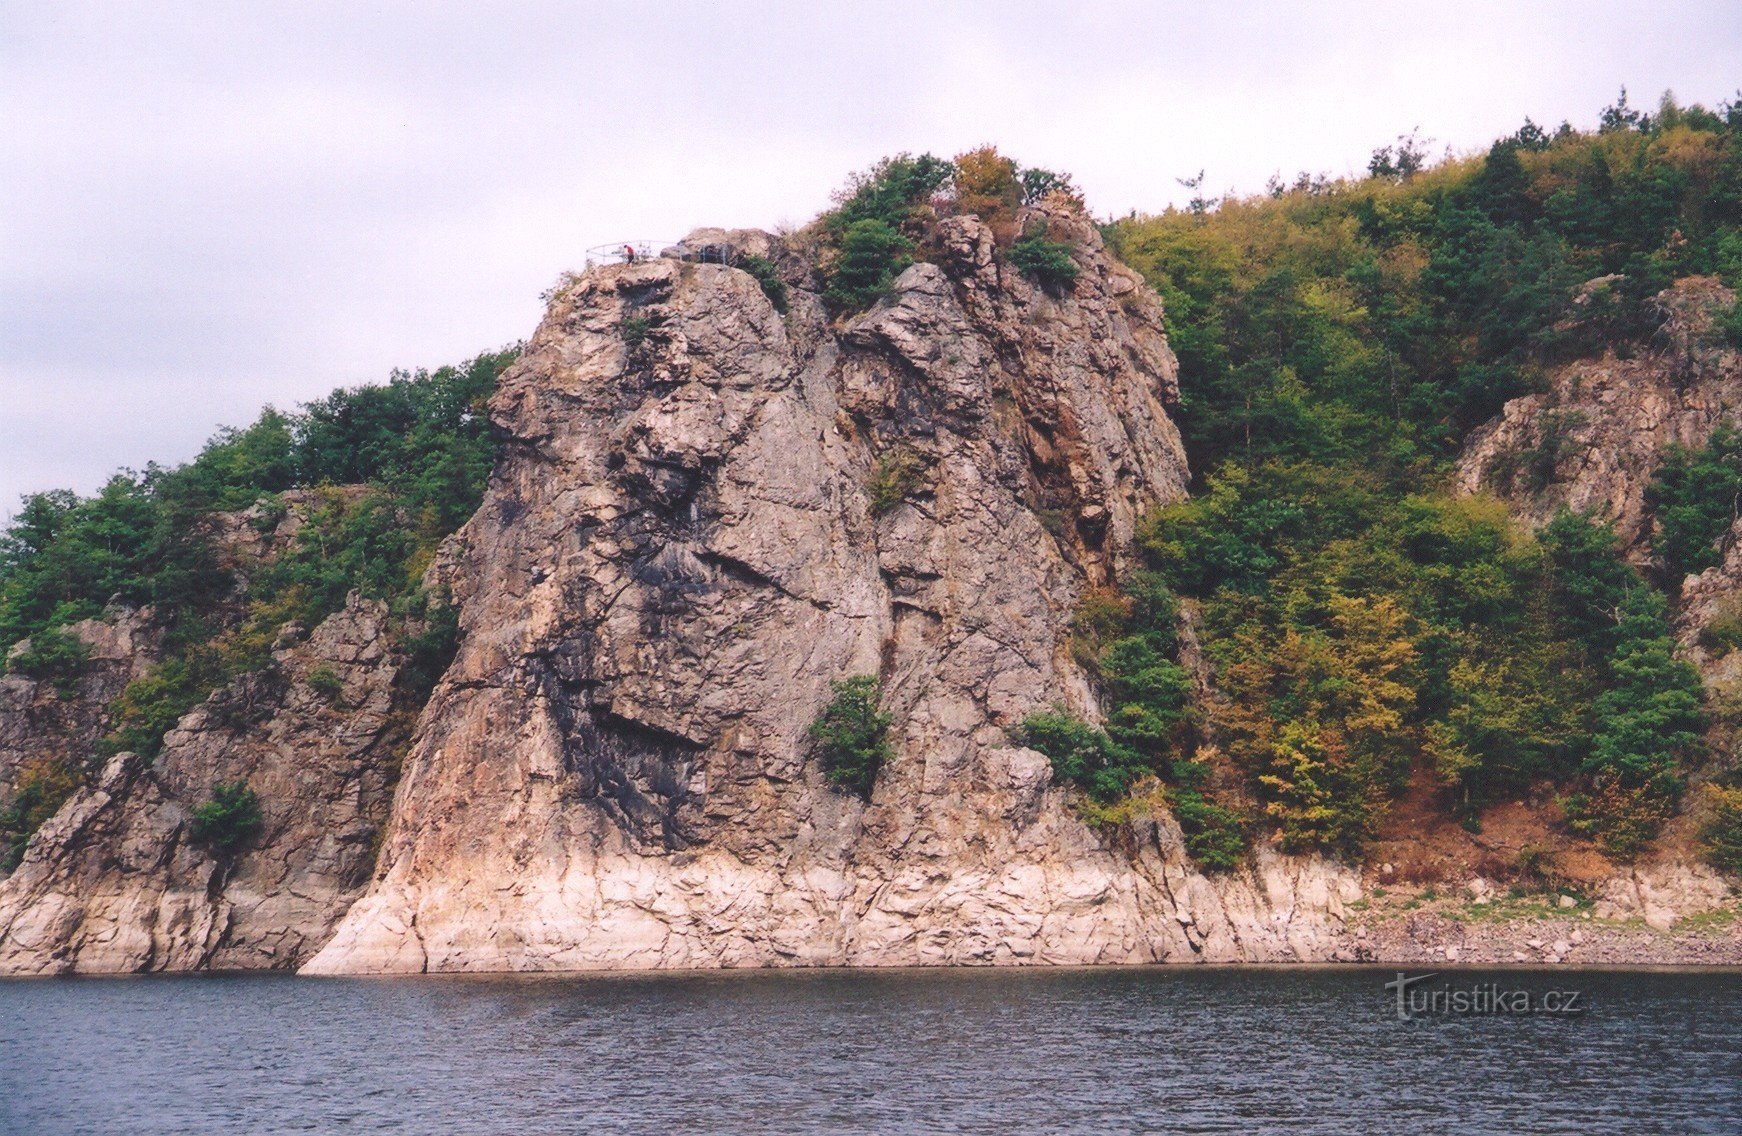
[3, 1, 1739, 517]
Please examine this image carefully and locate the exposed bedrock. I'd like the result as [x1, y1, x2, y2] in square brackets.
[308, 210, 1365, 974]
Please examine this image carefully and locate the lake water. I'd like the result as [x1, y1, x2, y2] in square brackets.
[2, 967, 1739, 1134]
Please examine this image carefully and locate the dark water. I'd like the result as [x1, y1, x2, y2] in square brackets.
[2, 966, 1739, 1135]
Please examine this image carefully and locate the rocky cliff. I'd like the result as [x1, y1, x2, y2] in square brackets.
[305, 207, 1366, 973]
[0, 607, 159, 800]
[1456, 277, 1741, 561]
[0, 494, 414, 974]
[7, 218, 1736, 977]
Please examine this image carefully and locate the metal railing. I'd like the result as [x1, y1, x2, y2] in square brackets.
[583, 240, 747, 268]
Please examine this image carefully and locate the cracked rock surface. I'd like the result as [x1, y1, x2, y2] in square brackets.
[0, 596, 407, 974]
[308, 210, 1365, 974]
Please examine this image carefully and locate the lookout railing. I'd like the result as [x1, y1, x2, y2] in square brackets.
[584, 239, 748, 268]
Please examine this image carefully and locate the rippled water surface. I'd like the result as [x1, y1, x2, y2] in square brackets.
[3, 966, 1739, 1134]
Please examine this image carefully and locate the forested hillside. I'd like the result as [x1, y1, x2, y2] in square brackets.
[0, 350, 516, 864]
[1074, 89, 1742, 867]
[6, 89, 1742, 883]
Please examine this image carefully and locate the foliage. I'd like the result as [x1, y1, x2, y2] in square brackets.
[1561, 586, 1706, 854]
[1648, 425, 1742, 582]
[867, 448, 925, 514]
[621, 315, 651, 349]
[396, 595, 460, 704]
[7, 627, 90, 696]
[0, 348, 515, 766]
[188, 781, 263, 856]
[1018, 709, 1149, 804]
[1169, 760, 1247, 871]
[822, 219, 913, 313]
[1109, 92, 1742, 475]
[817, 147, 1084, 314]
[952, 146, 1022, 226]
[1008, 226, 1080, 292]
[1131, 452, 1703, 851]
[1095, 93, 1742, 859]
[1020, 566, 1243, 867]
[826, 152, 953, 234]
[809, 676, 892, 796]
[1700, 783, 1742, 874]
[1562, 773, 1677, 861]
[306, 665, 343, 701]
[738, 254, 789, 313]
[1718, 297, 1742, 348]
[1223, 596, 1420, 853]
[1699, 599, 1742, 654]
[1019, 166, 1083, 207]
[0, 758, 81, 871]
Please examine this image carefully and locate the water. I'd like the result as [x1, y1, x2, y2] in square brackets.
[2, 966, 1738, 1134]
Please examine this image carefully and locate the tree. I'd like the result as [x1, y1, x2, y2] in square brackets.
[188, 781, 263, 857]
[810, 676, 893, 796]
[823, 219, 912, 312]
[1648, 426, 1742, 582]
[952, 145, 1022, 224]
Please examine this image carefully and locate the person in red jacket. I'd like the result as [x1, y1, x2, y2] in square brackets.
[623, 243, 637, 264]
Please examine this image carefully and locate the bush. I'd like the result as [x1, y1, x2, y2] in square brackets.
[1649, 426, 1742, 582]
[823, 219, 913, 313]
[100, 658, 210, 759]
[1018, 709, 1149, 804]
[1008, 228, 1079, 293]
[0, 758, 81, 871]
[868, 448, 925, 514]
[809, 676, 892, 796]
[1170, 761, 1247, 871]
[1563, 772, 1677, 861]
[1699, 600, 1742, 654]
[188, 781, 263, 856]
[1717, 297, 1742, 349]
[738, 255, 789, 314]
[306, 664, 343, 701]
[397, 596, 460, 703]
[1700, 783, 1742, 874]
[621, 315, 651, 349]
[7, 627, 90, 697]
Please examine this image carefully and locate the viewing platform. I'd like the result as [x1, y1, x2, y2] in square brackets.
[584, 238, 746, 268]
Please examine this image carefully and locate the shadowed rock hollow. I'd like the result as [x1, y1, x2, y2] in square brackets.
[307, 207, 1361, 974]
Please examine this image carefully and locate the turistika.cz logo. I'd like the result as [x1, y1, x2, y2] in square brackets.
[1384, 972, 1587, 1022]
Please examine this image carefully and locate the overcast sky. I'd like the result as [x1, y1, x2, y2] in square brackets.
[3, 2, 1739, 517]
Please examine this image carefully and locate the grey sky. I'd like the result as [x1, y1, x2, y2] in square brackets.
[3, 1, 1738, 517]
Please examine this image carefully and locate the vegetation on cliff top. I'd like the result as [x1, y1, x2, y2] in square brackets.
[0, 349, 516, 856]
[817, 145, 1082, 313]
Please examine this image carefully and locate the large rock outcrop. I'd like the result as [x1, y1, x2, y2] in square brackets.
[0, 606, 159, 798]
[1456, 276, 1741, 558]
[0, 596, 408, 973]
[308, 209, 1364, 975]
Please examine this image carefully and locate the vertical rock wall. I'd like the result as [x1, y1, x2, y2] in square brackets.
[308, 209, 1359, 974]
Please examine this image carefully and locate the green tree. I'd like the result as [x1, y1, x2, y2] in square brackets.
[810, 676, 893, 796]
[188, 781, 263, 856]
[1649, 426, 1742, 582]
[823, 220, 913, 312]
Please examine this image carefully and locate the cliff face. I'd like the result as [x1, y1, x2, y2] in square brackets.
[0, 607, 159, 800]
[0, 491, 412, 973]
[1455, 277, 1742, 560]
[306, 209, 1361, 974]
